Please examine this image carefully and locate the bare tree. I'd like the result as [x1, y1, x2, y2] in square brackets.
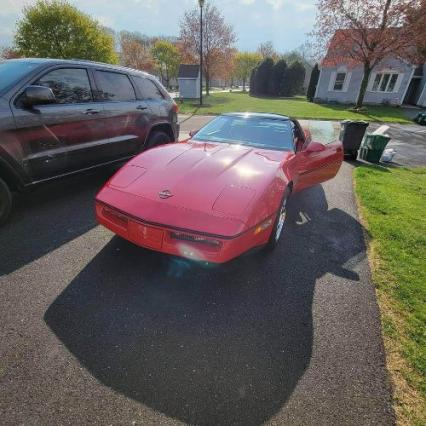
[313, 0, 425, 107]
[180, 2, 236, 95]
[257, 41, 277, 60]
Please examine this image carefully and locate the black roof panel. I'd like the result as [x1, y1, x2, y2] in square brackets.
[178, 64, 200, 78]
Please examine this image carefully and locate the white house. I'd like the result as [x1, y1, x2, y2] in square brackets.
[314, 29, 426, 107]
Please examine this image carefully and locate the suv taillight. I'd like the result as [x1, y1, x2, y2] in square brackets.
[172, 101, 179, 113]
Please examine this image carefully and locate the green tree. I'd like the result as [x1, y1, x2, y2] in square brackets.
[151, 40, 181, 89]
[15, 0, 118, 63]
[249, 66, 257, 95]
[234, 51, 261, 91]
[254, 57, 274, 96]
[283, 61, 306, 97]
[307, 63, 320, 102]
[271, 59, 287, 96]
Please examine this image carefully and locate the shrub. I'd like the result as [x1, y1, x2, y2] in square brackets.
[307, 63, 320, 102]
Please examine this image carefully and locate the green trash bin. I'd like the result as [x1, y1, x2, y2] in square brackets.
[359, 134, 391, 163]
[414, 112, 426, 126]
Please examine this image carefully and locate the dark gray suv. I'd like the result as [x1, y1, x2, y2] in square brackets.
[0, 58, 179, 224]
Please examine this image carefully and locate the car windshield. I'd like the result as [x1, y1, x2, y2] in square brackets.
[192, 115, 294, 151]
[0, 60, 42, 93]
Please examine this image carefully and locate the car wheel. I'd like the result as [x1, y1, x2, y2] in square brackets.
[0, 178, 12, 226]
[265, 187, 290, 251]
[145, 131, 171, 150]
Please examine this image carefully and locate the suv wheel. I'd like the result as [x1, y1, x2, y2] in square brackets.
[145, 131, 171, 150]
[0, 178, 12, 226]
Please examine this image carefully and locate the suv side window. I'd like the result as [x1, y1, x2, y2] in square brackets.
[95, 71, 136, 101]
[133, 76, 164, 100]
[35, 68, 92, 104]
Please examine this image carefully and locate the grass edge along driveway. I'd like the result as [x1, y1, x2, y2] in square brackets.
[177, 92, 411, 123]
[354, 166, 426, 425]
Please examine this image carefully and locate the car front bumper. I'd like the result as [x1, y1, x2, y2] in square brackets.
[95, 202, 273, 263]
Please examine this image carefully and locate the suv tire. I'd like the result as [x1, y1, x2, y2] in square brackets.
[0, 178, 12, 226]
[145, 131, 171, 150]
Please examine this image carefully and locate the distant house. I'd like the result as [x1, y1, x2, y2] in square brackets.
[178, 64, 200, 99]
[314, 29, 426, 107]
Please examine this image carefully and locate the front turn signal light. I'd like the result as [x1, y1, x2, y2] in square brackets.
[254, 218, 273, 235]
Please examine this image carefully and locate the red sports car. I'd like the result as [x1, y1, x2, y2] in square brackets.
[95, 113, 343, 263]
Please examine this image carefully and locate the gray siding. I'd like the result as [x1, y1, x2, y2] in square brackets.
[178, 77, 200, 99]
[315, 57, 414, 106]
[364, 58, 413, 105]
[417, 64, 426, 107]
[315, 66, 361, 104]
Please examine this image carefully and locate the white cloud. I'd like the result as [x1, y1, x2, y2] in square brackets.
[294, 2, 315, 12]
[239, 0, 256, 4]
[0, 0, 27, 17]
[266, 0, 284, 10]
[97, 15, 115, 27]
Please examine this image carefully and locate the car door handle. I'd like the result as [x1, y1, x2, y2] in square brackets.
[136, 105, 148, 110]
[85, 108, 100, 115]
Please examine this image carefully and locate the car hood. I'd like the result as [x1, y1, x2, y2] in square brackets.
[97, 140, 292, 235]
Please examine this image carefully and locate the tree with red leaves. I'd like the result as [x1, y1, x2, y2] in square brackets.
[313, 0, 426, 107]
[0, 47, 21, 59]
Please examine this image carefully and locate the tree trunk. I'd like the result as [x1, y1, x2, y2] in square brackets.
[165, 67, 170, 90]
[243, 78, 246, 91]
[356, 64, 372, 108]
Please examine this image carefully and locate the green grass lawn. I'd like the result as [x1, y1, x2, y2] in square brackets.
[177, 92, 411, 123]
[354, 166, 426, 425]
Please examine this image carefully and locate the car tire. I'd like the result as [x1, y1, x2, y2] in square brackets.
[265, 187, 291, 251]
[0, 178, 12, 226]
[145, 131, 171, 150]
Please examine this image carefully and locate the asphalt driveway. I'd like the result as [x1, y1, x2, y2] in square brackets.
[0, 159, 394, 424]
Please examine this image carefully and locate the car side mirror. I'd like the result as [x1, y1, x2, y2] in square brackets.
[22, 85, 56, 107]
[305, 141, 325, 153]
[189, 129, 198, 137]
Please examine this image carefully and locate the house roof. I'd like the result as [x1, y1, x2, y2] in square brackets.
[322, 28, 413, 68]
[178, 64, 200, 78]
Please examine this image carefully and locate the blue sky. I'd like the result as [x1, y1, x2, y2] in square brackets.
[0, 0, 317, 53]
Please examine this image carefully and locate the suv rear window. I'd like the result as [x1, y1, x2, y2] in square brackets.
[36, 68, 92, 104]
[133, 76, 164, 100]
[95, 71, 136, 101]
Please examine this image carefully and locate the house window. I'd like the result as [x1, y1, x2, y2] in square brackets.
[333, 72, 346, 91]
[371, 72, 399, 92]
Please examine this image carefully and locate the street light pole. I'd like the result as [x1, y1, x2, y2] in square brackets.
[199, 0, 204, 106]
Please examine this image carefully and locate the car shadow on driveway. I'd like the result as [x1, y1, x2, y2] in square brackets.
[44, 185, 365, 425]
[0, 167, 117, 277]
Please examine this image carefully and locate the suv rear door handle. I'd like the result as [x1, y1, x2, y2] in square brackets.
[85, 108, 100, 115]
[136, 105, 148, 110]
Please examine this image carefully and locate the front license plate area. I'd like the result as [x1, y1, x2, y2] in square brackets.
[139, 224, 164, 249]
[128, 222, 164, 250]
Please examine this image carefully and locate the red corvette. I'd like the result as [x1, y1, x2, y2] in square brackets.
[95, 113, 343, 263]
